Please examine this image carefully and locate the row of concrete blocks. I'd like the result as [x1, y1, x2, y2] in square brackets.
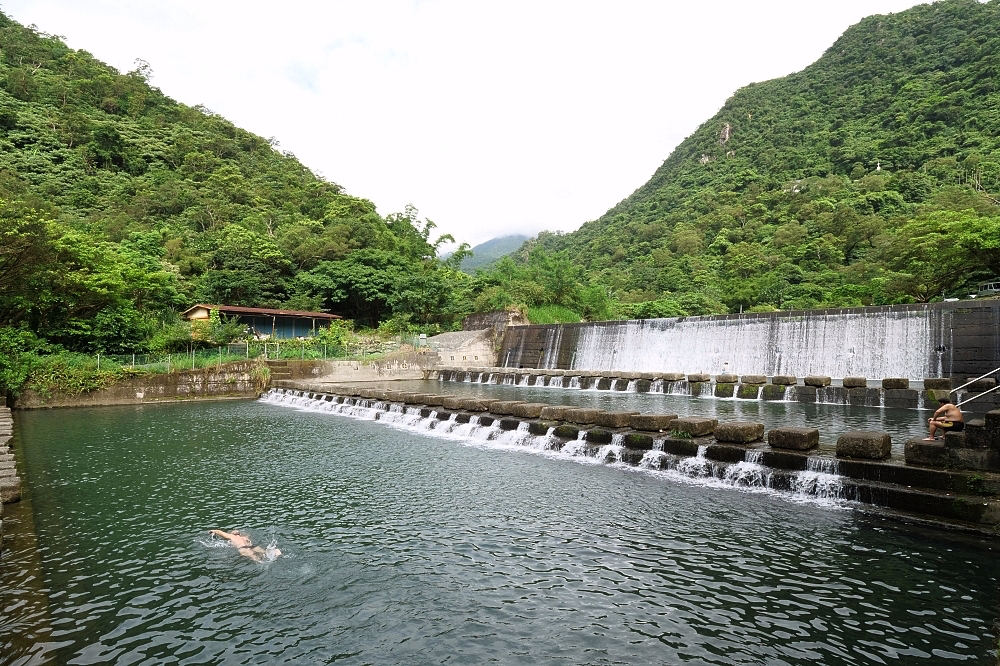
[437, 367, 998, 391]
[337, 387, 906, 460]
[1, 406, 15, 552]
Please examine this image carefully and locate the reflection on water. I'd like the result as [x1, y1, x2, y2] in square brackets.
[3, 400, 999, 665]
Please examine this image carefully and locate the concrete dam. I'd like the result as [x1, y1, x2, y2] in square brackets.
[499, 301, 1000, 379]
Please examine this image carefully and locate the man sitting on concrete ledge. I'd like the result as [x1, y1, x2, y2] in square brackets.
[925, 397, 964, 440]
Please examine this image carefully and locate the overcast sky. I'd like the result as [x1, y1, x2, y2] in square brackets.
[3, 0, 928, 248]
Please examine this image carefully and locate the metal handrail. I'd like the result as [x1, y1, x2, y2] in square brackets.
[956, 382, 1000, 408]
[950, 366, 1000, 394]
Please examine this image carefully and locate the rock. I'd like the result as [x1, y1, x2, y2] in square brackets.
[540, 405, 570, 420]
[836, 431, 892, 460]
[904, 439, 949, 467]
[564, 408, 602, 425]
[634, 379, 652, 393]
[881, 377, 910, 390]
[736, 384, 761, 399]
[498, 418, 521, 430]
[662, 372, 686, 381]
[716, 373, 739, 384]
[804, 375, 832, 387]
[671, 417, 718, 437]
[511, 403, 547, 418]
[623, 433, 655, 449]
[760, 384, 787, 401]
[552, 425, 580, 439]
[595, 377, 613, 390]
[640, 372, 661, 381]
[687, 373, 711, 383]
[0, 476, 20, 503]
[740, 374, 766, 385]
[459, 398, 490, 412]
[714, 421, 765, 444]
[527, 421, 551, 435]
[922, 378, 952, 390]
[767, 427, 819, 450]
[630, 414, 678, 431]
[714, 383, 735, 398]
[441, 396, 464, 410]
[594, 411, 640, 428]
[842, 376, 867, 388]
[771, 375, 797, 386]
[964, 377, 997, 392]
[490, 401, 525, 415]
[585, 428, 614, 444]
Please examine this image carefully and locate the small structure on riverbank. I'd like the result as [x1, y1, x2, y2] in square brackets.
[183, 304, 340, 340]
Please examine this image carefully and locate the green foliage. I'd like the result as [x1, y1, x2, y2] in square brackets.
[524, 305, 581, 325]
[523, 0, 1000, 311]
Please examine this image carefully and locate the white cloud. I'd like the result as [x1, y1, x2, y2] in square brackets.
[3, 0, 927, 246]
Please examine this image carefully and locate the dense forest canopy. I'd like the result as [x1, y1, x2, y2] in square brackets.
[513, 0, 1000, 317]
[0, 10, 470, 359]
[3, 0, 1000, 371]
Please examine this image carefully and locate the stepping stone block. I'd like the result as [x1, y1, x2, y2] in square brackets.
[904, 439, 949, 467]
[511, 403, 548, 418]
[594, 411, 640, 428]
[442, 396, 464, 410]
[640, 373, 661, 381]
[662, 373, 686, 381]
[539, 406, 570, 420]
[767, 427, 819, 450]
[740, 375, 766, 385]
[842, 377, 867, 388]
[736, 384, 761, 399]
[771, 375, 797, 386]
[630, 414, 678, 432]
[964, 377, 997, 392]
[687, 373, 711, 383]
[552, 425, 580, 439]
[714, 421, 765, 444]
[564, 408, 601, 425]
[804, 375, 832, 387]
[881, 378, 910, 390]
[714, 383, 735, 398]
[458, 398, 490, 412]
[489, 401, 525, 415]
[672, 417, 718, 437]
[836, 430, 891, 460]
[716, 373, 738, 384]
[922, 378, 952, 390]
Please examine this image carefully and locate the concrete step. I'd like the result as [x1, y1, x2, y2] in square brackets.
[0, 476, 20, 503]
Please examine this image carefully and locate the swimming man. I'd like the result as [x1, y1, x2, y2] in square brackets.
[210, 529, 281, 562]
[925, 397, 964, 440]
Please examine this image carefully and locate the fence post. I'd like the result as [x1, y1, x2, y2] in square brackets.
[97, 353, 100, 371]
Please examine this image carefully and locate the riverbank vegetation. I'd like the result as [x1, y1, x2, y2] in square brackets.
[4, 1, 1000, 396]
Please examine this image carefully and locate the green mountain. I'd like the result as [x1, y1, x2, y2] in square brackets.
[460, 235, 528, 272]
[0, 12, 468, 356]
[528, 0, 1000, 315]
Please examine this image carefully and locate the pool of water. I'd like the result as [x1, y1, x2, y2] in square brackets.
[2, 399, 999, 665]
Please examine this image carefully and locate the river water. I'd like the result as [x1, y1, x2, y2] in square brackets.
[2, 399, 999, 664]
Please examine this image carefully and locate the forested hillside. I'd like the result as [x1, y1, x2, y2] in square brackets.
[0, 11, 470, 361]
[506, 0, 1000, 317]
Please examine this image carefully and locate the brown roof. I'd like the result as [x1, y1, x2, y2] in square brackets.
[183, 304, 341, 320]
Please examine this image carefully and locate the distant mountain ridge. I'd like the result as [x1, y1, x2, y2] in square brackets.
[460, 234, 529, 272]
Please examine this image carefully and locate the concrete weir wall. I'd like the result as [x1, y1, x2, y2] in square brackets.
[14, 362, 264, 410]
[499, 301, 1000, 379]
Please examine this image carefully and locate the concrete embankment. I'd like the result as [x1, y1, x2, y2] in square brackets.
[13, 361, 266, 410]
[269, 351, 441, 388]
[265, 387, 1000, 532]
[1, 405, 21, 549]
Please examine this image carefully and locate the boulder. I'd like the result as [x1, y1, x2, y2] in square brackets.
[671, 417, 718, 437]
[459, 398, 490, 412]
[904, 438, 949, 467]
[662, 372, 686, 381]
[714, 383, 735, 398]
[716, 373, 739, 384]
[881, 378, 910, 390]
[629, 414, 678, 431]
[736, 384, 761, 399]
[836, 431, 892, 460]
[964, 377, 998, 392]
[511, 403, 548, 418]
[922, 378, 953, 390]
[804, 375, 832, 387]
[767, 427, 819, 450]
[527, 421, 551, 435]
[771, 375, 797, 386]
[687, 373, 711, 383]
[594, 411, 640, 428]
[490, 401, 526, 415]
[564, 408, 602, 425]
[842, 377, 867, 388]
[714, 421, 765, 444]
[760, 384, 788, 401]
[442, 396, 464, 410]
[740, 374, 767, 385]
[539, 405, 571, 420]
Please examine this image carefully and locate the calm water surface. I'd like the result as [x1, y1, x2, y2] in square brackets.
[2, 399, 999, 665]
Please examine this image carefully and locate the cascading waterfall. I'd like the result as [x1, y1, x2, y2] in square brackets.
[549, 376, 564, 388]
[568, 376, 581, 389]
[625, 380, 638, 392]
[260, 390, 848, 507]
[518, 375, 530, 386]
